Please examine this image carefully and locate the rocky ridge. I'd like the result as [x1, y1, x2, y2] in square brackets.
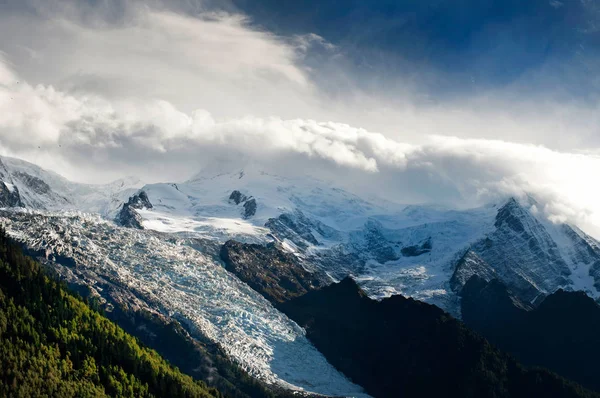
[117, 191, 153, 229]
[461, 276, 600, 392]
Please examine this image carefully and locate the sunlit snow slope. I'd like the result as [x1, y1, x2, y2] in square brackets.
[0, 156, 142, 216]
[126, 167, 600, 314]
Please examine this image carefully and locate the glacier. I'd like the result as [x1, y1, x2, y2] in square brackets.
[2, 154, 600, 394]
[0, 209, 368, 397]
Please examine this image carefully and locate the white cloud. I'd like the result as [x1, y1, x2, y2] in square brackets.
[0, 54, 17, 85]
[1, 67, 600, 237]
[0, 2, 320, 120]
[0, 2, 599, 238]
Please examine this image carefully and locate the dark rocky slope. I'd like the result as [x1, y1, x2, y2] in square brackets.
[116, 191, 153, 229]
[220, 240, 327, 304]
[462, 276, 600, 392]
[279, 277, 598, 398]
[449, 250, 497, 293]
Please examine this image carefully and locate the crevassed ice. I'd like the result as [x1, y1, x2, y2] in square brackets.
[1, 211, 369, 398]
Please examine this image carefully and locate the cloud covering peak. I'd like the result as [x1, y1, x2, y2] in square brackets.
[0, 0, 599, 238]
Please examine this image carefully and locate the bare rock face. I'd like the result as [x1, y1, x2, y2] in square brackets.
[219, 240, 327, 304]
[265, 211, 321, 249]
[228, 190, 257, 218]
[449, 250, 497, 293]
[13, 171, 52, 195]
[243, 198, 257, 219]
[0, 158, 23, 208]
[229, 190, 248, 205]
[470, 198, 572, 304]
[126, 191, 153, 210]
[116, 191, 153, 229]
[401, 237, 432, 257]
[0, 181, 23, 208]
[353, 219, 400, 263]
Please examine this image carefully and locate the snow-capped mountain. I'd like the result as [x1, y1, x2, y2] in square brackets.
[2, 155, 600, 393]
[467, 198, 600, 305]
[4, 155, 600, 310]
[101, 166, 600, 313]
[0, 156, 142, 217]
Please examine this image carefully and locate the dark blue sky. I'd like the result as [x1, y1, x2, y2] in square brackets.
[231, 0, 600, 99]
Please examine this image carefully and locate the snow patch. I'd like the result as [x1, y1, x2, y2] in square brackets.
[2, 181, 15, 193]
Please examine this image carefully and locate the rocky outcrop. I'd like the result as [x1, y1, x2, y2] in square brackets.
[229, 190, 248, 205]
[126, 190, 153, 210]
[449, 250, 497, 293]
[13, 171, 52, 195]
[265, 211, 320, 249]
[219, 240, 327, 304]
[400, 237, 432, 257]
[560, 225, 600, 291]
[279, 277, 595, 398]
[228, 190, 257, 219]
[0, 158, 23, 208]
[348, 219, 400, 263]
[116, 191, 153, 229]
[242, 198, 257, 219]
[461, 276, 600, 393]
[0, 181, 23, 208]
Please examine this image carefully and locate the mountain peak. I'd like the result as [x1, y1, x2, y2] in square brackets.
[336, 276, 366, 296]
[538, 288, 600, 314]
[494, 197, 530, 232]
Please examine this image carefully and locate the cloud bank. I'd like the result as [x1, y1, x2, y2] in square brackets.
[0, 1, 599, 238]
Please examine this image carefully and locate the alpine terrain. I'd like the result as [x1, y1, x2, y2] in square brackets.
[2, 155, 600, 396]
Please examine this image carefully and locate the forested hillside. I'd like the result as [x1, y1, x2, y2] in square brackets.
[0, 227, 221, 398]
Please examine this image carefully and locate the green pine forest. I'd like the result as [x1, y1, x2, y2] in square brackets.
[0, 226, 222, 398]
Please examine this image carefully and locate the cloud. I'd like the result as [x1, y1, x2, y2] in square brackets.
[0, 1, 321, 120]
[1, 64, 600, 238]
[0, 1, 599, 238]
[0, 54, 17, 85]
[1, 0, 600, 151]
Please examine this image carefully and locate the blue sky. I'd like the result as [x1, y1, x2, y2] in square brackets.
[231, 0, 600, 99]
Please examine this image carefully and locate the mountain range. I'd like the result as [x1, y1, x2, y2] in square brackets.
[2, 154, 600, 396]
